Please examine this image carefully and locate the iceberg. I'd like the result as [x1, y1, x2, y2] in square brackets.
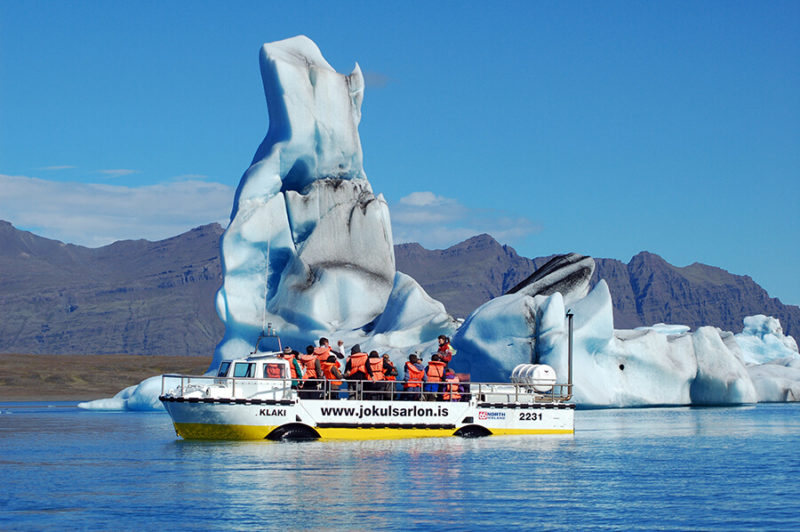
[81, 36, 454, 411]
[213, 35, 455, 368]
[79, 36, 800, 411]
[451, 255, 799, 406]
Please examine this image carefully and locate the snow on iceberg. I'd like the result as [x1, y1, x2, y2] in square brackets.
[735, 315, 799, 365]
[78, 376, 164, 411]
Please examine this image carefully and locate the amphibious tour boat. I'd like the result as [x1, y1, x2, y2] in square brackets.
[160, 328, 576, 441]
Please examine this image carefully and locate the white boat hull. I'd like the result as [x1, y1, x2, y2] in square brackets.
[160, 396, 575, 440]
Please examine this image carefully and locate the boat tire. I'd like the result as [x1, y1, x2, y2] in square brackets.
[454, 425, 492, 438]
[266, 423, 321, 442]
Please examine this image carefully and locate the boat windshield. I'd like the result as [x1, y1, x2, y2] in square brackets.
[233, 362, 256, 378]
[217, 362, 231, 377]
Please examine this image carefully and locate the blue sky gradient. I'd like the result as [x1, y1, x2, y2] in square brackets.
[1, 1, 798, 306]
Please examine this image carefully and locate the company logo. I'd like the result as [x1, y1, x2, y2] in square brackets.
[319, 405, 449, 419]
[478, 411, 505, 420]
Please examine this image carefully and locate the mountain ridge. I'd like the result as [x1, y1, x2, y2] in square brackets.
[1, 221, 796, 355]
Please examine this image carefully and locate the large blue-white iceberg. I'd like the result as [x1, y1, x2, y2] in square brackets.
[212, 35, 455, 367]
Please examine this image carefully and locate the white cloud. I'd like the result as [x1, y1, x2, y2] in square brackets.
[38, 165, 76, 171]
[98, 169, 139, 178]
[0, 177, 538, 252]
[390, 191, 541, 249]
[0, 174, 234, 247]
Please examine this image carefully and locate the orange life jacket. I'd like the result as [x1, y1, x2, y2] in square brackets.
[368, 357, 384, 381]
[281, 354, 298, 379]
[265, 362, 283, 379]
[314, 346, 331, 362]
[404, 362, 424, 389]
[321, 361, 342, 386]
[426, 360, 446, 383]
[299, 354, 319, 379]
[438, 343, 455, 364]
[384, 361, 396, 381]
[443, 375, 461, 401]
[348, 352, 369, 377]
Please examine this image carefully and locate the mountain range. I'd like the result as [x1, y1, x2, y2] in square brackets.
[1, 220, 797, 356]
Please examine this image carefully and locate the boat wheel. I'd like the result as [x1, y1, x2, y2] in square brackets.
[266, 424, 321, 442]
[454, 425, 492, 438]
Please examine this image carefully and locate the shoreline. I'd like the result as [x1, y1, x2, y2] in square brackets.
[0, 353, 211, 402]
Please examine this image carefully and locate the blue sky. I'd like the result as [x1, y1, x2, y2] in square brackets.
[1, 1, 798, 306]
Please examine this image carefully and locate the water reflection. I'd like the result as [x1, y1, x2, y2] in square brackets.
[2, 403, 800, 530]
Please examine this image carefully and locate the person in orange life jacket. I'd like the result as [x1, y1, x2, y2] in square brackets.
[298, 345, 323, 399]
[313, 337, 332, 363]
[443, 368, 462, 402]
[424, 354, 447, 401]
[381, 353, 400, 396]
[321, 354, 346, 399]
[315, 337, 345, 362]
[437, 335, 456, 365]
[403, 353, 426, 401]
[364, 351, 386, 400]
[279, 346, 303, 388]
[382, 354, 398, 380]
[344, 344, 372, 398]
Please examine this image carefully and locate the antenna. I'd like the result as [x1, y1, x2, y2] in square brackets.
[566, 309, 574, 401]
[261, 241, 270, 334]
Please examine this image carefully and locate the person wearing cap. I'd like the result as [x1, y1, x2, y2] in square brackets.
[279, 346, 303, 389]
[403, 353, 425, 401]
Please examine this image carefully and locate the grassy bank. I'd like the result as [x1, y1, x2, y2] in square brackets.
[0, 353, 211, 401]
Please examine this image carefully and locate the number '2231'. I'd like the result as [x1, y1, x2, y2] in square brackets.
[519, 412, 542, 421]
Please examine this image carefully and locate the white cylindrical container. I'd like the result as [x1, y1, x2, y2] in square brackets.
[510, 363, 556, 392]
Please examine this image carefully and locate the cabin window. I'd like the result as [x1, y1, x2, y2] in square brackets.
[217, 362, 231, 377]
[263, 363, 285, 379]
[233, 362, 256, 378]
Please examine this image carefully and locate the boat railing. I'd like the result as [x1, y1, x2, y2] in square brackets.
[160, 374, 572, 404]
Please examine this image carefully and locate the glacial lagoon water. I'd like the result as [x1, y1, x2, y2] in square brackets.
[1, 403, 799, 530]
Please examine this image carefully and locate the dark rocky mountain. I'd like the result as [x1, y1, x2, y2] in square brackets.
[2, 223, 797, 356]
[591, 252, 800, 336]
[393, 235, 550, 318]
[395, 234, 800, 339]
[0, 220, 225, 356]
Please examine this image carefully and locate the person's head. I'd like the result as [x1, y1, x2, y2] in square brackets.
[327, 355, 337, 363]
[409, 353, 419, 363]
[369, 350, 379, 358]
[306, 345, 315, 355]
[319, 337, 329, 346]
[446, 368, 455, 376]
[382, 353, 391, 361]
[282, 346, 293, 356]
[438, 335, 448, 345]
[431, 354, 441, 362]
[351, 344, 361, 355]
